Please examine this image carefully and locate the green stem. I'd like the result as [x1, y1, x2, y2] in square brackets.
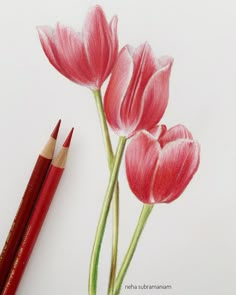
[108, 184, 119, 295]
[93, 89, 120, 295]
[93, 89, 113, 166]
[88, 136, 127, 295]
[114, 204, 154, 295]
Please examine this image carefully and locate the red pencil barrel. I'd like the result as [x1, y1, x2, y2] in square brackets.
[2, 165, 64, 295]
[0, 155, 51, 292]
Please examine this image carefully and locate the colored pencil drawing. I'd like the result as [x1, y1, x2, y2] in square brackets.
[35, 5, 200, 295]
[2, 0, 236, 294]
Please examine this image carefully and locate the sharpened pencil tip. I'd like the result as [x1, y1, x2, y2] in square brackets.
[63, 128, 74, 148]
[51, 119, 61, 139]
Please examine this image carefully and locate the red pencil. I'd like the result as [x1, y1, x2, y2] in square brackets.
[2, 128, 74, 295]
[0, 120, 61, 292]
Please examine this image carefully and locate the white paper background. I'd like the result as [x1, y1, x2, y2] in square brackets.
[0, 0, 235, 294]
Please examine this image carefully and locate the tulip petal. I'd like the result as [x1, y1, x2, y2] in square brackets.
[156, 55, 173, 71]
[109, 15, 118, 50]
[83, 5, 118, 88]
[148, 124, 167, 139]
[104, 47, 134, 135]
[159, 124, 193, 147]
[120, 43, 158, 133]
[126, 131, 160, 204]
[152, 140, 200, 203]
[134, 56, 173, 133]
[38, 26, 65, 75]
[56, 24, 97, 85]
[38, 24, 94, 86]
[103, 15, 118, 77]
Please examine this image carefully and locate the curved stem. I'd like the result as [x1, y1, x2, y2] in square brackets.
[93, 89, 120, 295]
[89, 136, 127, 295]
[114, 204, 154, 295]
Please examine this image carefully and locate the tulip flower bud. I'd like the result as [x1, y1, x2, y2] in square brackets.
[38, 5, 118, 90]
[104, 43, 173, 137]
[125, 125, 200, 204]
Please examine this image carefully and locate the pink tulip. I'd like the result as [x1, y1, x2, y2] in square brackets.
[37, 5, 118, 90]
[104, 43, 173, 137]
[125, 125, 200, 204]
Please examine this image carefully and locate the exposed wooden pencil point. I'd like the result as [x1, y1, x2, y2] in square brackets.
[63, 128, 74, 148]
[51, 119, 61, 139]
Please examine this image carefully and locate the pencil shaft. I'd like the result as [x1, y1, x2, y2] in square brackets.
[0, 120, 60, 292]
[2, 166, 64, 295]
[0, 155, 51, 292]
